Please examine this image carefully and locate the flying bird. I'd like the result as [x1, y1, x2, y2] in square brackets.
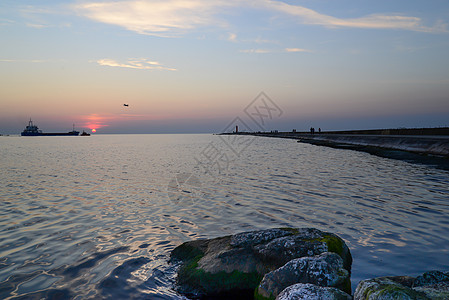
[123, 104, 129, 107]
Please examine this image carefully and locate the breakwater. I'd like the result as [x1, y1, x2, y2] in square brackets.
[300, 134, 449, 156]
[223, 131, 449, 157]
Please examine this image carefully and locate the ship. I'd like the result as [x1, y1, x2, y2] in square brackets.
[21, 119, 80, 136]
[80, 130, 91, 136]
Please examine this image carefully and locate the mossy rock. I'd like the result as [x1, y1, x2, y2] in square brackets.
[177, 254, 263, 298]
[354, 277, 428, 300]
[170, 228, 352, 299]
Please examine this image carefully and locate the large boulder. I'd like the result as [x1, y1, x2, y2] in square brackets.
[354, 271, 449, 300]
[276, 283, 352, 300]
[255, 252, 351, 299]
[170, 228, 352, 299]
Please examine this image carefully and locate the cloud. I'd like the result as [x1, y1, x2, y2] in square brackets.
[79, 112, 171, 131]
[19, 5, 58, 29]
[240, 48, 311, 54]
[0, 59, 48, 63]
[240, 49, 273, 54]
[26, 23, 48, 29]
[227, 33, 279, 45]
[249, 37, 278, 44]
[73, 0, 447, 37]
[75, 0, 234, 37]
[80, 113, 110, 130]
[285, 48, 310, 53]
[228, 32, 237, 42]
[96, 58, 176, 71]
[0, 18, 16, 26]
[265, 0, 447, 33]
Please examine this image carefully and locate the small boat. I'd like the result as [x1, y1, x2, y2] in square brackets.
[21, 119, 80, 136]
[80, 131, 91, 136]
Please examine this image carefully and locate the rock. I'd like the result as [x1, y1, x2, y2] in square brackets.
[276, 283, 352, 300]
[354, 271, 449, 300]
[354, 276, 427, 300]
[413, 271, 449, 300]
[170, 228, 352, 299]
[413, 270, 449, 287]
[251, 228, 352, 271]
[255, 252, 351, 299]
[413, 282, 449, 299]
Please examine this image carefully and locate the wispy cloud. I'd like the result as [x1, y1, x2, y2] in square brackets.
[96, 58, 176, 71]
[229, 33, 279, 44]
[73, 0, 447, 36]
[75, 0, 234, 37]
[19, 5, 63, 29]
[80, 113, 110, 130]
[240, 48, 273, 54]
[12, 0, 447, 39]
[26, 23, 48, 29]
[285, 48, 311, 53]
[79, 112, 170, 130]
[0, 18, 16, 26]
[240, 48, 311, 54]
[0, 59, 48, 63]
[248, 36, 278, 44]
[228, 32, 237, 42]
[265, 0, 447, 33]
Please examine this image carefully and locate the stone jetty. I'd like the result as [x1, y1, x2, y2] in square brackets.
[220, 130, 449, 157]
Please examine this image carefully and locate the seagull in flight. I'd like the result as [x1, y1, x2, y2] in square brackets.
[123, 104, 129, 107]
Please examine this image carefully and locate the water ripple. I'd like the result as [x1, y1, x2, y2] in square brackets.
[0, 134, 448, 298]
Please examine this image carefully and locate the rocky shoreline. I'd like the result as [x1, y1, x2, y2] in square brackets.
[170, 228, 448, 299]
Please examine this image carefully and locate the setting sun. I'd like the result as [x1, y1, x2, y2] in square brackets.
[92, 129, 96, 133]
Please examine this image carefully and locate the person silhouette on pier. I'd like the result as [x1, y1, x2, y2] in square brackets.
[310, 127, 315, 135]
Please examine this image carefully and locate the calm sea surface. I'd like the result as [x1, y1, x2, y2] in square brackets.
[1, 134, 448, 299]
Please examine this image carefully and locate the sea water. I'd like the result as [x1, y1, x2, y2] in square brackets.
[1, 134, 448, 299]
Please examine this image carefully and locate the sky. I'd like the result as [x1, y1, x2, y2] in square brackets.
[1, 0, 449, 134]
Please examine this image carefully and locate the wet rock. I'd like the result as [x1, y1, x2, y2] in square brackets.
[251, 228, 352, 271]
[413, 271, 449, 300]
[413, 270, 449, 287]
[413, 282, 449, 299]
[276, 283, 352, 300]
[354, 271, 449, 300]
[354, 276, 427, 300]
[255, 252, 350, 299]
[170, 228, 352, 299]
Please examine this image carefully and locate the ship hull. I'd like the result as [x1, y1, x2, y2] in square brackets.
[21, 131, 80, 136]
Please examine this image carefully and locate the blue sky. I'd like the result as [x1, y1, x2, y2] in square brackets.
[1, 0, 448, 133]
